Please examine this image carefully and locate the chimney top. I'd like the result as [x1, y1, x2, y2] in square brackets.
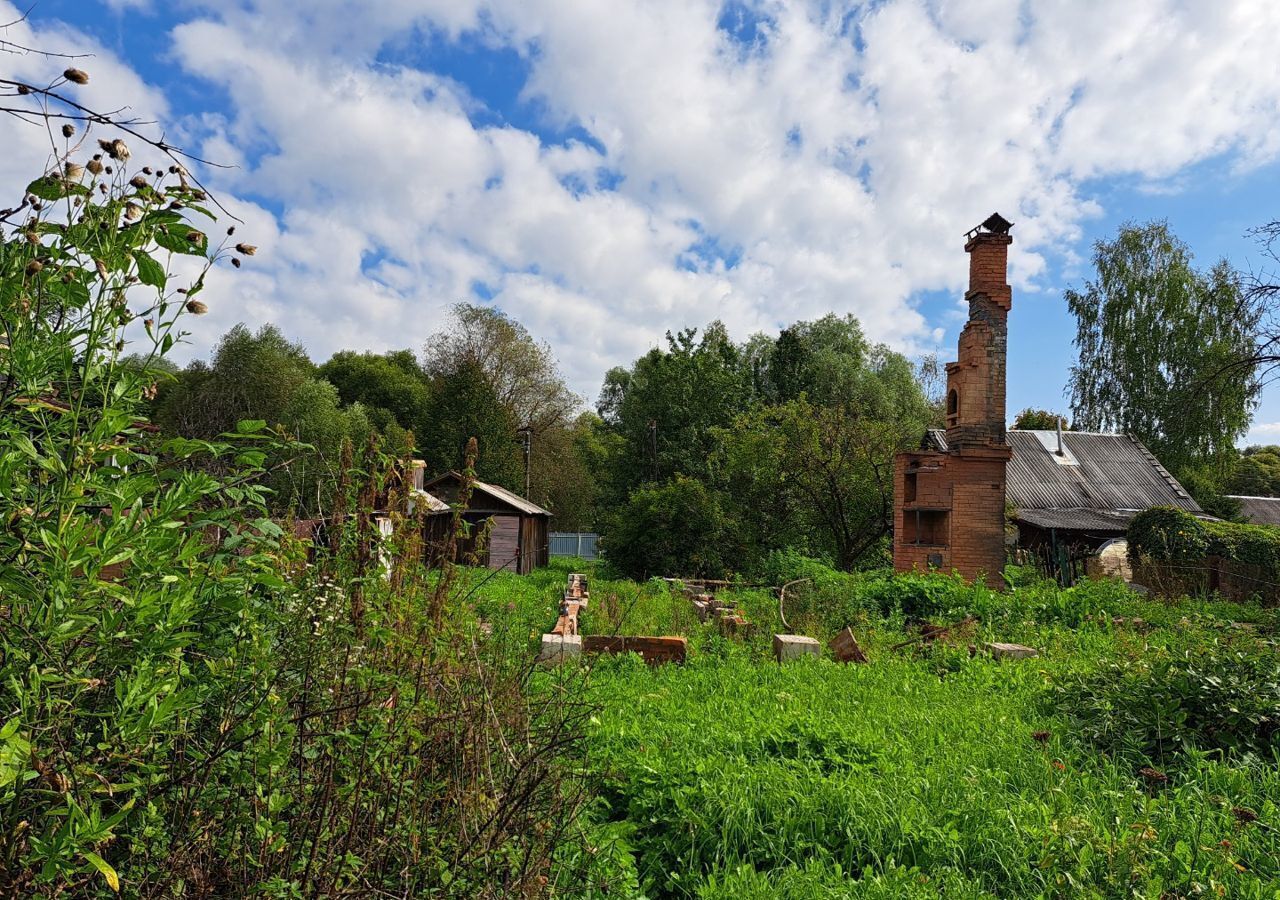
[964, 212, 1014, 243]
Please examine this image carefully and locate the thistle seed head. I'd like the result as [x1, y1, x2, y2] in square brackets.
[235, 243, 257, 256]
[25, 259, 43, 276]
[185, 299, 208, 315]
[130, 175, 147, 189]
[62, 123, 75, 138]
[63, 68, 90, 85]
[63, 162, 85, 180]
[123, 203, 142, 222]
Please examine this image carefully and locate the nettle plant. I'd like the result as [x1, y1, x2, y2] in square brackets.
[0, 109, 279, 892]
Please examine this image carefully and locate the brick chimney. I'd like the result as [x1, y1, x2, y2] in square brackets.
[945, 214, 1013, 449]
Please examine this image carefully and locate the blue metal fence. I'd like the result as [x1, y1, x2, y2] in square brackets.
[549, 532, 600, 561]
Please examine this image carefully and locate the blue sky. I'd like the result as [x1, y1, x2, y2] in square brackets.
[5, 1, 1280, 442]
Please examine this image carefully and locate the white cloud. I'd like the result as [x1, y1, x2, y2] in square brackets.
[6, 0, 1280, 404]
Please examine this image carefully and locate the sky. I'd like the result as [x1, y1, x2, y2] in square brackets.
[4, 0, 1280, 442]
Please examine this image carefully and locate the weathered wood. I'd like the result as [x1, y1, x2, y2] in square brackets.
[581, 635, 687, 665]
[829, 627, 869, 663]
[983, 641, 1040, 660]
[538, 633, 581, 664]
[773, 633, 820, 662]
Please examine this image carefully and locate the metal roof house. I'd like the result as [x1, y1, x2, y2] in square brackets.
[1227, 495, 1280, 526]
[924, 427, 1201, 546]
[422, 472, 552, 574]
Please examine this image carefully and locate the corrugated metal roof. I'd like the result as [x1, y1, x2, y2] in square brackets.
[474, 479, 552, 517]
[1006, 431, 1198, 514]
[1014, 507, 1136, 533]
[923, 428, 1201, 517]
[410, 490, 451, 515]
[423, 471, 552, 517]
[1228, 495, 1280, 526]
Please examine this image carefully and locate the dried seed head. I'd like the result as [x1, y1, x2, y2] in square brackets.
[16, 84, 30, 95]
[168, 165, 179, 174]
[25, 259, 43, 276]
[62, 123, 75, 138]
[110, 139, 130, 161]
[98, 139, 115, 155]
[235, 243, 257, 256]
[123, 203, 142, 222]
[63, 162, 85, 180]
[185, 230, 202, 243]
[105, 166, 113, 175]
[231, 257, 241, 268]
[142, 166, 153, 175]
[24, 231, 38, 244]
[63, 68, 90, 85]
[95, 259, 108, 280]
[86, 158, 103, 175]
[130, 175, 147, 189]
[144, 317, 155, 330]
[185, 299, 208, 315]
[168, 201, 185, 210]
[227, 226, 235, 235]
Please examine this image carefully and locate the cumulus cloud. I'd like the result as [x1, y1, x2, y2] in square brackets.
[5, 0, 1280, 402]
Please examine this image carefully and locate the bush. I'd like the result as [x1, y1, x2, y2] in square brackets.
[1052, 647, 1280, 766]
[1127, 507, 1210, 564]
[599, 476, 735, 580]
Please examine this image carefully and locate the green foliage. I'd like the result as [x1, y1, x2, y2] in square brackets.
[1012, 407, 1070, 430]
[1053, 646, 1280, 766]
[599, 475, 734, 580]
[1129, 505, 1280, 583]
[317, 348, 431, 436]
[1128, 507, 1211, 563]
[1228, 445, 1280, 497]
[1066, 220, 1261, 477]
[420, 357, 524, 488]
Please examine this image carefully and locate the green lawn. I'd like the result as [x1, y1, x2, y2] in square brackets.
[471, 560, 1280, 899]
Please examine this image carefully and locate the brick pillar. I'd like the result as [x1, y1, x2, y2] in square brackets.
[945, 230, 1012, 449]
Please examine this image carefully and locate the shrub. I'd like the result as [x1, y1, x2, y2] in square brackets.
[1127, 507, 1210, 564]
[1052, 647, 1280, 766]
[599, 476, 735, 580]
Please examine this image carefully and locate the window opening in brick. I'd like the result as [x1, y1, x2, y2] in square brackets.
[903, 508, 948, 547]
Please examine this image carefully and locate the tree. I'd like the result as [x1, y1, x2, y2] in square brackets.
[597, 322, 751, 499]
[154, 323, 314, 439]
[599, 476, 734, 580]
[1066, 221, 1261, 478]
[423, 303, 579, 435]
[318, 349, 431, 437]
[719, 344, 932, 570]
[420, 359, 523, 489]
[1012, 408, 1070, 430]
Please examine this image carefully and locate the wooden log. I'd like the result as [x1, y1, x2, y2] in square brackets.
[581, 635, 687, 665]
[773, 634, 820, 663]
[829, 627, 868, 663]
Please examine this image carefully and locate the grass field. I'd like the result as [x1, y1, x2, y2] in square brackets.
[467, 560, 1280, 899]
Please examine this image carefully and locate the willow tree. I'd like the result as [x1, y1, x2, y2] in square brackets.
[1066, 221, 1261, 477]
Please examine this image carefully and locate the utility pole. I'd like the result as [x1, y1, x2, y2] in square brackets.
[517, 426, 532, 499]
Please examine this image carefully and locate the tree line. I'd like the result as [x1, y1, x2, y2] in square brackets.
[143, 217, 1280, 578]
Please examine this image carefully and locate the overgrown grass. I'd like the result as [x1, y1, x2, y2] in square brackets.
[475, 560, 1280, 897]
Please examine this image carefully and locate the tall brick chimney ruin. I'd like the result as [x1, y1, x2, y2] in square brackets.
[893, 214, 1013, 586]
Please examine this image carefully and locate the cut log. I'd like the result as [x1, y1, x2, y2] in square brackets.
[983, 642, 1040, 660]
[538, 633, 582, 664]
[829, 627, 869, 663]
[581, 635, 687, 665]
[773, 633, 820, 663]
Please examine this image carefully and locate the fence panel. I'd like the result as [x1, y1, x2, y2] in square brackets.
[549, 532, 600, 561]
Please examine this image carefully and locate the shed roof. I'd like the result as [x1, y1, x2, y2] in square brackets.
[423, 471, 552, 517]
[1228, 495, 1280, 526]
[924, 428, 1200, 525]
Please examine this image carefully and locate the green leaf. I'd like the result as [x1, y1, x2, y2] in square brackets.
[154, 225, 209, 257]
[132, 251, 166, 289]
[26, 175, 88, 201]
[84, 852, 120, 893]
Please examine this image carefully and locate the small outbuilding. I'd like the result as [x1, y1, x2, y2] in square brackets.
[422, 472, 552, 574]
[1227, 495, 1280, 526]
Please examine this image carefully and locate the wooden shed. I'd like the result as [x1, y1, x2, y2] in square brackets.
[422, 472, 552, 574]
